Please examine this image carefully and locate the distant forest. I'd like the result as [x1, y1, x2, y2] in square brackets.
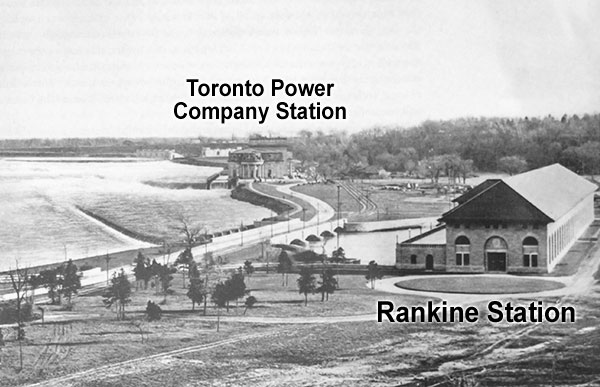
[1, 113, 599, 178]
[290, 114, 600, 180]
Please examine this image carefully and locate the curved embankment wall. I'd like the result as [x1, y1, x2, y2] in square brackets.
[75, 206, 164, 244]
[143, 181, 209, 190]
[230, 185, 295, 215]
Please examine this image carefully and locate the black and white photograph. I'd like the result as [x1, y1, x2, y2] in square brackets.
[1, 1, 600, 386]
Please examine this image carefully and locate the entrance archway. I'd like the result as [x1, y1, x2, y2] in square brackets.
[485, 236, 508, 272]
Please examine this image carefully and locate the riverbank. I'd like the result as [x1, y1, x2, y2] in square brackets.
[230, 184, 296, 216]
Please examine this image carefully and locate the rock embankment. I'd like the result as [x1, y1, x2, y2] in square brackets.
[230, 184, 294, 215]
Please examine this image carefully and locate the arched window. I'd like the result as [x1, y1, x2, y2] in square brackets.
[523, 236, 538, 246]
[455, 236, 470, 245]
[523, 237, 539, 267]
[455, 236, 470, 266]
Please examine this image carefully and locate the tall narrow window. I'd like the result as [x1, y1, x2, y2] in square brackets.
[523, 237, 539, 268]
[455, 236, 470, 266]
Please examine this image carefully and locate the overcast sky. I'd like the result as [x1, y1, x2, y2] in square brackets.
[1, 0, 599, 139]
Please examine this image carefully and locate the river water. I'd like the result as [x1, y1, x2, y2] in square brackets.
[308, 228, 431, 266]
[0, 158, 271, 271]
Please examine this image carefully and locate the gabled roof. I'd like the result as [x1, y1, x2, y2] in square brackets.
[441, 164, 596, 223]
[453, 179, 500, 204]
[503, 164, 597, 220]
[441, 181, 552, 223]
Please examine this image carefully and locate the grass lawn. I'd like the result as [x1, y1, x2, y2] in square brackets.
[2, 271, 600, 386]
[292, 182, 450, 222]
[0, 271, 431, 385]
[243, 273, 436, 317]
[354, 182, 451, 220]
[292, 182, 362, 214]
[395, 276, 565, 294]
[31, 299, 600, 386]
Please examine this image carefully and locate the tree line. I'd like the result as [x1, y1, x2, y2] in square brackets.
[290, 114, 600, 178]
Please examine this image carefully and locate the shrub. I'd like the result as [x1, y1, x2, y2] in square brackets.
[146, 301, 162, 321]
[0, 302, 34, 324]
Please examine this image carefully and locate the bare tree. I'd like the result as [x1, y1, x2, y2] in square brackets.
[173, 215, 204, 288]
[175, 215, 204, 249]
[9, 261, 29, 370]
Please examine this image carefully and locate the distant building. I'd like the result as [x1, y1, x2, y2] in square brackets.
[135, 149, 180, 160]
[396, 164, 597, 274]
[200, 142, 244, 158]
[228, 136, 293, 180]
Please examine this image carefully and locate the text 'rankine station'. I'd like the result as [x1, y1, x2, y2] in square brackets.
[378, 300, 576, 324]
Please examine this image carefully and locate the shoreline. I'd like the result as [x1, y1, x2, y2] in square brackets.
[0, 177, 423, 276]
[0, 180, 310, 275]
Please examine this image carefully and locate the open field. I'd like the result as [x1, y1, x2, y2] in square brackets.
[0, 272, 433, 385]
[1, 253, 600, 386]
[291, 182, 362, 214]
[4, 290, 600, 386]
[292, 181, 450, 221]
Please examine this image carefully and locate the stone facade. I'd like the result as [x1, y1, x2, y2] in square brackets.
[396, 164, 596, 274]
[396, 242, 446, 272]
[228, 148, 292, 180]
[445, 222, 548, 274]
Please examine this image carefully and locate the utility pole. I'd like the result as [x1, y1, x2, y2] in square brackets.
[302, 207, 306, 239]
[270, 210, 274, 237]
[204, 229, 209, 266]
[105, 253, 111, 286]
[240, 221, 244, 246]
[316, 202, 320, 235]
[262, 242, 267, 273]
[337, 203, 341, 250]
[337, 185, 341, 228]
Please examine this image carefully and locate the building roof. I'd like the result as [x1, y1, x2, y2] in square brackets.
[202, 142, 246, 149]
[503, 163, 597, 220]
[453, 179, 500, 204]
[400, 225, 447, 245]
[441, 164, 597, 224]
[229, 148, 263, 163]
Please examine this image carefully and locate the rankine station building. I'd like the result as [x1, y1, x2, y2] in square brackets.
[396, 164, 597, 274]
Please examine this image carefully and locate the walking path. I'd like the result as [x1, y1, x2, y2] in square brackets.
[247, 182, 304, 217]
[276, 183, 336, 224]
